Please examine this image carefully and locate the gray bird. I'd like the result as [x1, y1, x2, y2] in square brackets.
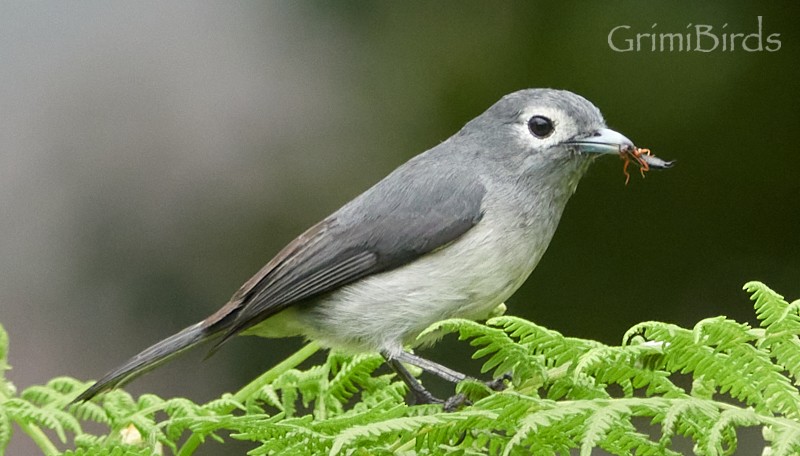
[75, 88, 669, 404]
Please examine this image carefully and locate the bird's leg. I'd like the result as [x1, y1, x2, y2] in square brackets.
[383, 356, 443, 405]
[393, 351, 468, 383]
[388, 351, 512, 411]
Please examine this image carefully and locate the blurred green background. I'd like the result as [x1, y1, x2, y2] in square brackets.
[1, 1, 797, 454]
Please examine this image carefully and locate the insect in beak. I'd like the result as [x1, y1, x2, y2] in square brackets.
[619, 146, 674, 185]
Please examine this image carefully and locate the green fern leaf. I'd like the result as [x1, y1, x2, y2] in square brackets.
[502, 401, 592, 456]
[705, 407, 760, 455]
[326, 352, 384, 403]
[330, 410, 496, 456]
[601, 423, 682, 456]
[580, 402, 630, 455]
[746, 282, 797, 330]
[202, 393, 246, 414]
[0, 407, 10, 454]
[68, 400, 109, 424]
[4, 397, 82, 443]
[763, 419, 800, 456]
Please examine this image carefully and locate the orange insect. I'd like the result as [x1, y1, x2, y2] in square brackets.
[621, 147, 652, 185]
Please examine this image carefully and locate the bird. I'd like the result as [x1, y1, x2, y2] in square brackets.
[74, 88, 667, 405]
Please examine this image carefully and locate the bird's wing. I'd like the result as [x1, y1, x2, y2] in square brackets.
[206, 164, 486, 345]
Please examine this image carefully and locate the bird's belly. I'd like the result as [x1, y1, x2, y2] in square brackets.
[283, 216, 554, 356]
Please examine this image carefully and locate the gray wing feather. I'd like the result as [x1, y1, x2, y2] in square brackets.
[76, 158, 486, 400]
[217, 162, 486, 341]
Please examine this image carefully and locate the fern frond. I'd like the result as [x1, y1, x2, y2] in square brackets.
[491, 316, 602, 366]
[312, 402, 407, 435]
[68, 400, 109, 424]
[3, 281, 799, 454]
[96, 389, 139, 425]
[421, 318, 546, 384]
[0, 323, 10, 386]
[764, 418, 800, 456]
[202, 393, 246, 414]
[631, 318, 800, 419]
[704, 407, 760, 455]
[746, 281, 800, 386]
[579, 402, 630, 455]
[355, 373, 407, 409]
[746, 281, 798, 330]
[135, 393, 165, 411]
[0, 407, 10, 454]
[574, 342, 681, 398]
[502, 400, 590, 456]
[326, 352, 384, 403]
[63, 444, 157, 456]
[600, 423, 682, 456]
[21, 377, 88, 409]
[21, 385, 65, 407]
[4, 397, 82, 443]
[232, 415, 331, 455]
[330, 409, 497, 456]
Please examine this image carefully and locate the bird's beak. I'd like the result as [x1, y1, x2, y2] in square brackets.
[564, 128, 634, 155]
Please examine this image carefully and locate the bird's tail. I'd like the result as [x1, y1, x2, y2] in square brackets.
[73, 321, 221, 402]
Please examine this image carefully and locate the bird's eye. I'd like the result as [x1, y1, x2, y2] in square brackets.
[527, 115, 554, 138]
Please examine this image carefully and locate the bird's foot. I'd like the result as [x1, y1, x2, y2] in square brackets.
[442, 373, 514, 411]
[406, 387, 443, 406]
[443, 393, 469, 412]
[486, 372, 513, 391]
[385, 352, 513, 410]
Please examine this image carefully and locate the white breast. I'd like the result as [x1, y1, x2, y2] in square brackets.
[289, 196, 561, 357]
[246, 159, 587, 356]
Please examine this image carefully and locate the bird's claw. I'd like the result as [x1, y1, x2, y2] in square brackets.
[407, 388, 443, 406]
[444, 393, 470, 412]
[486, 372, 513, 391]
[443, 373, 513, 411]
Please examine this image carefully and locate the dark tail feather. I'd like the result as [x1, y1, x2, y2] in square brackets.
[73, 322, 220, 402]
